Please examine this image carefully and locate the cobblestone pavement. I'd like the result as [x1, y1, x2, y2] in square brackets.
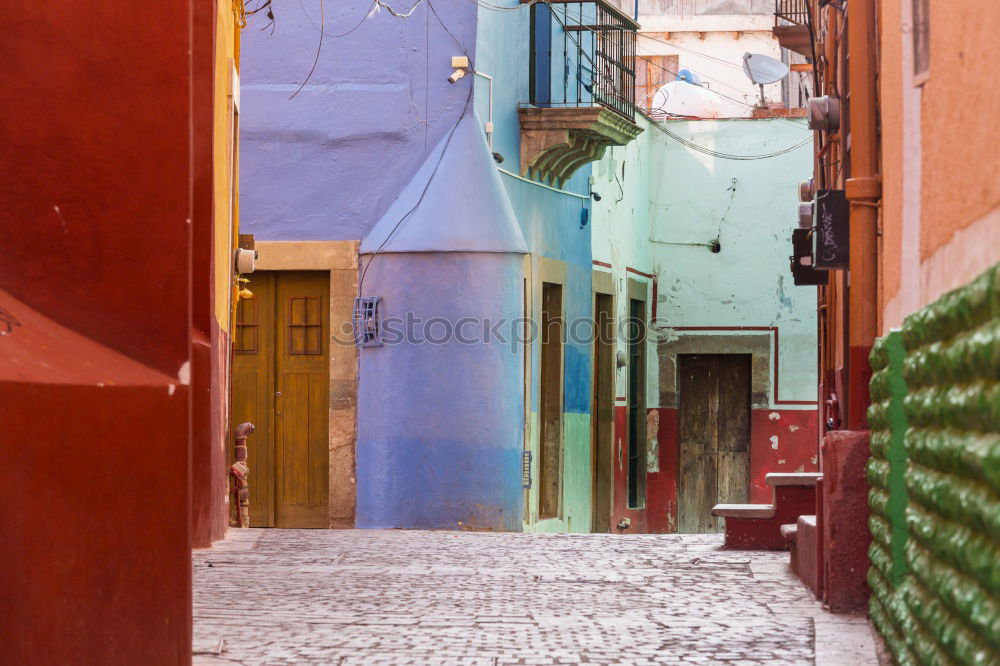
[193, 530, 878, 666]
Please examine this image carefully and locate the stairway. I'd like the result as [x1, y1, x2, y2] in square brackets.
[711, 473, 822, 550]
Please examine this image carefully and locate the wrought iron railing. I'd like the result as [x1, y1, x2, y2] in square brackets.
[529, 0, 638, 122]
[774, 0, 809, 25]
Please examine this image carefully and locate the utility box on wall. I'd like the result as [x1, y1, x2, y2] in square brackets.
[813, 189, 849, 270]
[790, 228, 828, 286]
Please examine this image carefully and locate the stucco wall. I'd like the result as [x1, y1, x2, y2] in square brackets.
[919, 1, 1000, 261]
[592, 116, 818, 529]
[475, 0, 598, 532]
[879, 0, 1000, 328]
[240, 0, 476, 241]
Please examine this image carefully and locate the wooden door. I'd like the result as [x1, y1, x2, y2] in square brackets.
[538, 282, 563, 520]
[232, 272, 276, 527]
[626, 299, 647, 509]
[591, 293, 614, 532]
[232, 271, 329, 528]
[677, 354, 751, 533]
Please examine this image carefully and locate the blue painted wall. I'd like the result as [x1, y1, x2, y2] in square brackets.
[240, 0, 477, 241]
[475, 1, 599, 531]
[356, 251, 525, 530]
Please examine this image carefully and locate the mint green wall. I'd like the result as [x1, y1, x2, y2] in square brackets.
[591, 116, 817, 407]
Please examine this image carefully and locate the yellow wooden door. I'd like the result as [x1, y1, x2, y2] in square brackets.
[232, 273, 276, 526]
[274, 272, 330, 527]
[232, 271, 329, 528]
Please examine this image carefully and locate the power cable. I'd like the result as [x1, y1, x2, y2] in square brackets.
[539, 0, 811, 157]
[643, 113, 812, 160]
[358, 86, 475, 296]
[638, 55, 810, 132]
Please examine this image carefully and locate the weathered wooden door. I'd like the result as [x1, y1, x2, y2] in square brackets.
[591, 293, 614, 532]
[232, 271, 330, 528]
[677, 354, 751, 533]
[538, 282, 563, 520]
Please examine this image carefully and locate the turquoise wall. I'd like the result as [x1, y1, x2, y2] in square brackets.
[475, 1, 597, 532]
[591, 116, 817, 406]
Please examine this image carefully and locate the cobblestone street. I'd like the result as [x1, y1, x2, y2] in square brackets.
[193, 530, 878, 665]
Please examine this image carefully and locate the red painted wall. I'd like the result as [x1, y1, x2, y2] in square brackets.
[0, 3, 195, 663]
[611, 407, 818, 532]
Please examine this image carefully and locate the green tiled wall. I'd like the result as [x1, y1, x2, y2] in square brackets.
[867, 264, 1000, 666]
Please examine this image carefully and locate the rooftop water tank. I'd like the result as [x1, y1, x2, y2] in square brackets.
[650, 80, 723, 119]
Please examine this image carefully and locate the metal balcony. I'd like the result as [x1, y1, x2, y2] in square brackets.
[773, 0, 812, 57]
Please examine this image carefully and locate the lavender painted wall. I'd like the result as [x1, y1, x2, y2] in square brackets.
[240, 0, 477, 241]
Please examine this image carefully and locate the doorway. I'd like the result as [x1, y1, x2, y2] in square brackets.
[591, 292, 614, 532]
[231, 271, 330, 528]
[626, 298, 647, 509]
[677, 354, 751, 533]
[538, 281, 564, 520]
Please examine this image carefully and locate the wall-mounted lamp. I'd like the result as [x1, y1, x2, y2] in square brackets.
[448, 56, 470, 84]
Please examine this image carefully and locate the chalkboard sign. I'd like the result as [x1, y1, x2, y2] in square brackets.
[813, 189, 849, 270]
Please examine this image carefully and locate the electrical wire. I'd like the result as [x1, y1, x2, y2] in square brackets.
[538, 1, 808, 133]
[643, 114, 812, 160]
[289, 0, 325, 99]
[358, 86, 476, 296]
[373, 0, 424, 18]
[297, 0, 372, 38]
[465, 0, 539, 11]
[638, 55, 810, 133]
[427, 0, 473, 62]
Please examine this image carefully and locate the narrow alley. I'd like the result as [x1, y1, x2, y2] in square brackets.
[193, 530, 877, 665]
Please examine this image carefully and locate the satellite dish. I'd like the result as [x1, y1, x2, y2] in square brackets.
[742, 53, 789, 85]
[675, 69, 702, 85]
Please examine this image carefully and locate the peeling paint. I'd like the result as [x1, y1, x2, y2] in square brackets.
[775, 275, 793, 310]
[770, 435, 779, 449]
[789, 424, 800, 432]
[768, 411, 781, 420]
[811, 455, 818, 465]
[778, 459, 786, 464]
[646, 409, 660, 473]
[168, 384, 176, 396]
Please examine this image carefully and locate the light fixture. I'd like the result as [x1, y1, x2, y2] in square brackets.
[448, 55, 470, 84]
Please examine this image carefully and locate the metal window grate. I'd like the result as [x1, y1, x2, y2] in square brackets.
[352, 296, 382, 347]
[530, 0, 637, 122]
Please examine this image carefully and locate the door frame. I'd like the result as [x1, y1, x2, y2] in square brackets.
[591, 269, 615, 532]
[625, 277, 648, 510]
[247, 241, 359, 528]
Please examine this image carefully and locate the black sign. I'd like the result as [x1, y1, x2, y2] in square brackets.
[813, 189, 849, 270]
[790, 228, 828, 286]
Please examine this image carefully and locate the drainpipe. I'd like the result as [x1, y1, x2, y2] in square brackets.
[230, 422, 255, 528]
[473, 69, 494, 150]
[844, 0, 881, 430]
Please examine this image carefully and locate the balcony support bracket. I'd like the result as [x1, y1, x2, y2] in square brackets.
[519, 107, 642, 188]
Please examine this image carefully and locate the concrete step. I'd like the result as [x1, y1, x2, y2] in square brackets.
[712, 475, 822, 550]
